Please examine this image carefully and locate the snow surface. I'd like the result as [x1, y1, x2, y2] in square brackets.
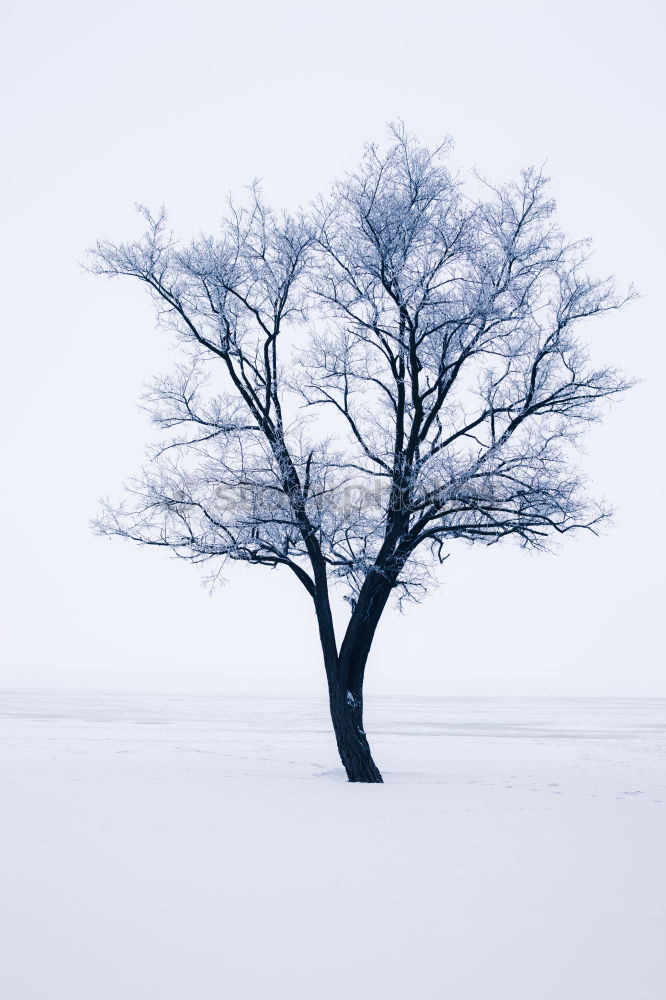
[1, 693, 664, 999]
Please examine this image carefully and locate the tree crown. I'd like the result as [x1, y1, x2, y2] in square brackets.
[89, 125, 632, 608]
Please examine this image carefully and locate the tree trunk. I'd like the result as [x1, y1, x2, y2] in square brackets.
[328, 683, 383, 783]
[327, 572, 400, 783]
[313, 581, 384, 783]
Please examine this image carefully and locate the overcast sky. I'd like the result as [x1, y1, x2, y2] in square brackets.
[1, 0, 664, 697]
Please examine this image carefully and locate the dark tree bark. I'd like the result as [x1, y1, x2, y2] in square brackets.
[316, 592, 383, 782]
[328, 681, 382, 783]
[320, 573, 398, 782]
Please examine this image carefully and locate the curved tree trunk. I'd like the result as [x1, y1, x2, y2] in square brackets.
[329, 683, 383, 783]
[315, 574, 391, 783]
[322, 572, 399, 783]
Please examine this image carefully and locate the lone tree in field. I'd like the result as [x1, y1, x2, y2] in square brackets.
[89, 127, 631, 782]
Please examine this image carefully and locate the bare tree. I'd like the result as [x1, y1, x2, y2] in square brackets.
[88, 126, 632, 782]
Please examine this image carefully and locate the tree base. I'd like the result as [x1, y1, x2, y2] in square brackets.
[344, 763, 384, 784]
[330, 689, 383, 783]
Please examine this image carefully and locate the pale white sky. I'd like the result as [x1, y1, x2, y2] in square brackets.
[1, 0, 664, 696]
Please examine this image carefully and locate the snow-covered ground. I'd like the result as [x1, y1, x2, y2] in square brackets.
[1, 693, 664, 999]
